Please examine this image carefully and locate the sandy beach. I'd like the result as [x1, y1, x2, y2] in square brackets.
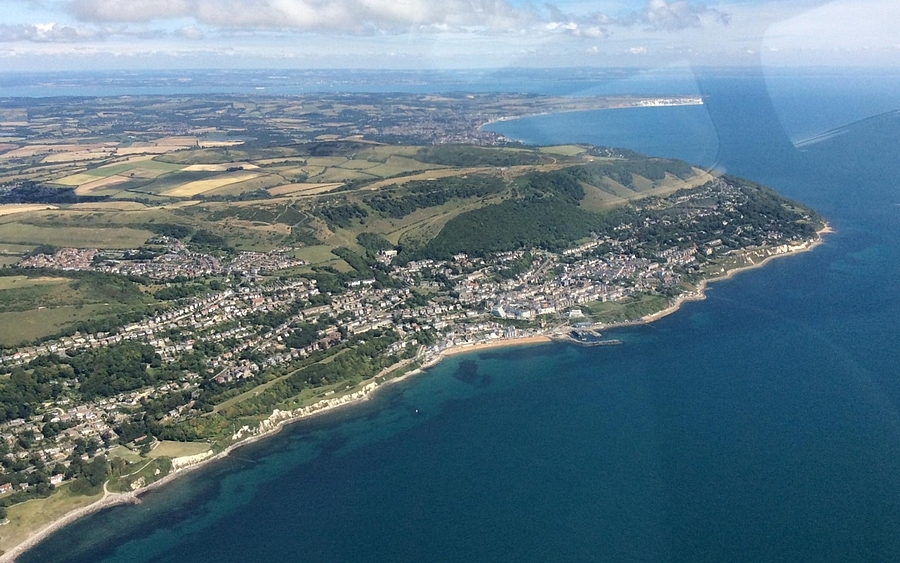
[437, 335, 554, 357]
[1, 226, 829, 562]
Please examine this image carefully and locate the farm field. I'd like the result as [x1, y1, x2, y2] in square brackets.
[162, 171, 263, 197]
[0, 204, 57, 217]
[0, 223, 154, 249]
[268, 183, 342, 196]
[0, 304, 120, 346]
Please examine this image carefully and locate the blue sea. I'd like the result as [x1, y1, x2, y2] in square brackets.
[17, 67, 900, 562]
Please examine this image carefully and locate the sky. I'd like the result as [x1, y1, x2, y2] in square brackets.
[0, 0, 897, 70]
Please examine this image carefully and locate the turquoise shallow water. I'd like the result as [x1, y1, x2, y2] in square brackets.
[20, 70, 900, 562]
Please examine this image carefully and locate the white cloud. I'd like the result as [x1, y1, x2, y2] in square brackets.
[0, 0, 895, 69]
[640, 0, 730, 30]
[68, 0, 535, 33]
[543, 0, 729, 32]
[0, 22, 103, 42]
[176, 25, 204, 40]
[69, 0, 193, 22]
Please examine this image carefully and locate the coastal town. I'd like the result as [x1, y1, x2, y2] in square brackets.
[0, 84, 827, 556]
[0, 176, 824, 517]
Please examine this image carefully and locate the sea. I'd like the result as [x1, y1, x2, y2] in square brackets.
[14, 66, 900, 562]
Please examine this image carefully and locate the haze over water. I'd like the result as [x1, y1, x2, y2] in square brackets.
[21, 68, 900, 562]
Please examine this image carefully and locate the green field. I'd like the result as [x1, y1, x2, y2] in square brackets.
[0, 276, 77, 313]
[107, 445, 143, 463]
[0, 275, 69, 292]
[147, 441, 211, 459]
[0, 484, 103, 556]
[0, 304, 122, 346]
[293, 245, 341, 265]
[0, 223, 153, 248]
[584, 294, 672, 324]
[539, 145, 587, 156]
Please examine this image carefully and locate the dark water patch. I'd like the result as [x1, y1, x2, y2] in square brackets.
[452, 359, 491, 388]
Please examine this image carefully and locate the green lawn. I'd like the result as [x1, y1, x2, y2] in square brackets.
[584, 294, 671, 324]
[147, 441, 212, 459]
[0, 304, 121, 346]
[0, 484, 103, 556]
[539, 145, 586, 156]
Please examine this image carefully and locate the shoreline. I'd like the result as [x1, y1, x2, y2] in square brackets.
[596, 226, 830, 331]
[477, 97, 705, 132]
[435, 335, 554, 358]
[0, 486, 140, 563]
[3, 225, 829, 562]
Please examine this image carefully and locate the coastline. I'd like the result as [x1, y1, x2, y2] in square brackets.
[2, 225, 829, 562]
[0, 486, 140, 563]
[477, 97, 704, 132]
[598, 226, 831, 330]
[435, 335, 554, 358]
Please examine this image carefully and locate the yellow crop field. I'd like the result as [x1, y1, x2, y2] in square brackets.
[0, 204, 57, 217]
[162, 171, 261, 197]
[42, 150, 114, 163]
[73, 175, 130, 195]
[52, 173, 98, 186]
[268, 183, 343, 196]
[1, 144, 111, 159]
[122, 167, 168, 179]
[183, 162, 260, 172]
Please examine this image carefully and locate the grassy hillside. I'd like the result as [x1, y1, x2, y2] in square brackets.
[0, 141, 716, 270]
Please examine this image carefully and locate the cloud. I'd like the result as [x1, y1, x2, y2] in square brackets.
[0, 23, 104, 42]
[176, 25, 204, 40]
[639, 0, 730, 30]
[544, 0, 729, 35]
[69, 0, 193, 22]
[542, 3, 610, 39]
[68, 0, 534, 33]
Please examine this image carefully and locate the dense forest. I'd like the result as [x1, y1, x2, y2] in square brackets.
[0, 182, 108, 204]
[421, 197, 603, 258]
